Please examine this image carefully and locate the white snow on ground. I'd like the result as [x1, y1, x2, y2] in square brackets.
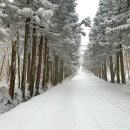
[0, 69, 130, 130]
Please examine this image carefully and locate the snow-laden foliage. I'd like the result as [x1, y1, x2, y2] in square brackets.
[18, 8, 34, 18]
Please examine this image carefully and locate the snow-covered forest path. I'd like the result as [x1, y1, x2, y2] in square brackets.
[0, 69, 130, 130]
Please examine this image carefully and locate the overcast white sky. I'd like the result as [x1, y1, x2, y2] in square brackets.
[76, 0, 99, 46]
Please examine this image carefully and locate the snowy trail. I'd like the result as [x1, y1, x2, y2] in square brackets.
[0, 70, 130, 130]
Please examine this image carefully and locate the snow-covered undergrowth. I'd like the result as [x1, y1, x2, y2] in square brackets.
[0, 83, 44, 114]
[0, 87, 23, 114]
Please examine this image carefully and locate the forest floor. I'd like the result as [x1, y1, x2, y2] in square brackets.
[0, 69, 130, 130]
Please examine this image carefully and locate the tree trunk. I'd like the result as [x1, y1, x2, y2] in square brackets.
[104, 59, 107, 81]
[42, 36, 48, 91]
[29, 23, 37, 97]
[101, 64, 104, 79]
[21, 17, 30, 99]
[9, 41, 17, 99]
[64, 66, 67, 79]
[119, 44, 126, 84]
[50, 61, 53, 84]
[54, 55, 59, 85]
[109, 56, 115, 83]
[27, 53, 31, 83]
[52, 60, 55, 85]
[35, 35, 43, 95]
[60, 59, 64, 83]
[46, 47, 49, 84]
[17, 29, 21, 88]
[125, 53, 130, 79]
[116, 52, 120, 83]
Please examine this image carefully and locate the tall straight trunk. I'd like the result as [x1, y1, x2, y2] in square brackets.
[52, 60, 55, 85]
[42, 36, 48, 91]
[125, 52, 130, 79]
[65, 67, 67, 79]
[58, 59, 61, 83]
[119, 44, 126, 84]
[101, 64, 104, 79]
[60, 59, 64, 83]
[29, 23, 37, 97]
[21, 17, 30, 99]
[9, 41, 17, 99]
[50, 61, 54, 84]
[46, 47, 49, 84]
[54, 55, 59, 85]
[35, 35, 43, 95]
[17, 28, 21, 88]
[27, 53, 31, 83]
[104, 59, 107, 81]
[116, 52, 120, 83]
[109, 55, 115, 83]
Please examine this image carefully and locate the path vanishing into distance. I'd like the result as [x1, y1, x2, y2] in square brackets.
[0, 69, 130, 130]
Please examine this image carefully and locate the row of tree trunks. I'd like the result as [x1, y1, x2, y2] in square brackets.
[94, 44, 126, 85]
[8, 29, 73, 99]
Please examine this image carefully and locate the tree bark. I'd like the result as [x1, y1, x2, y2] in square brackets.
[17, 29, 21, 88]
[116, 52, 120, 83]
[27, 53, 31, 83]
[42, 36, 48, 91]
[104, 59, 107, 81]
[46, 47, 49, 84]
[119, 44, 126, 84]
[109, 56, 115, 83]
[101, 64, 104, 79]
[35, 35, 43, 95]
[29, 23, 37, 97]
[54, 55, 59, 85]
[50, 61, 53, 84]
[9, 41, 17, 99]
[21, 16, 30, 99]
[60, 59, 64, 83]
